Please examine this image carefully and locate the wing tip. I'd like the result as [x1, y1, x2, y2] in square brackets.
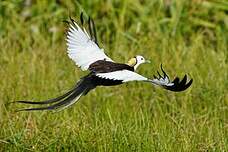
[153, 65, 193, 92]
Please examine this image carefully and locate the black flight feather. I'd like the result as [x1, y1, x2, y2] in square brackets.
[153, 65, 193, 92]
[91, 18, 99, 46]
[160, 64, 169, 80]
[70, 16, 78, 29]
[88, 16, 93, 40]
[80, 12, 84, 26]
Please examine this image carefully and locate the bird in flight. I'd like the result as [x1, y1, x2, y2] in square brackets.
[16, 13, 193, 111]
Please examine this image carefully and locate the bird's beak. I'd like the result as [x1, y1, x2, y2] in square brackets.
[145, 60, 151, 63]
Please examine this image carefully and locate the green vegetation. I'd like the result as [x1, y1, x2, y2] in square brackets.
[0, 0, 227, 151]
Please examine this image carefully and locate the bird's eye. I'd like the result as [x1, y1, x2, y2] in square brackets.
[141, 58, 143, 60]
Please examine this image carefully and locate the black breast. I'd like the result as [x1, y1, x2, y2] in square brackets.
[84, 73, 123, 87]
[91, 74, 123, 86]
[89, 60, 134, 73]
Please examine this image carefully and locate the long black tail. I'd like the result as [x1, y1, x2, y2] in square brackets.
[15, 76, 95, 111]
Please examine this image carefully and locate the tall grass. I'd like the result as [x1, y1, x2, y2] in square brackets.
[0, 0, 227, 151]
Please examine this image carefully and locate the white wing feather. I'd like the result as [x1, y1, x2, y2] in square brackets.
[66, 21, 113, 71]
[96, 70, 148, 82]
[96, 69, 174, 86]
[151, 78, 173, 86]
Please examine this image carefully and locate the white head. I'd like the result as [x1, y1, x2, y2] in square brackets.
[127, 55, 150, 70]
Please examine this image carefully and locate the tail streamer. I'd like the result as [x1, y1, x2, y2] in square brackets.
[15, 76, 94, 111]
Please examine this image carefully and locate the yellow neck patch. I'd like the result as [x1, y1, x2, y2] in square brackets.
[127, 58, 137, 67]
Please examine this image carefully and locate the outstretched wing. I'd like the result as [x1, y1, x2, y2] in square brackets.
[96, 65, 192, 92]
[96, 70, 149, 82]
[66, 13, 113, 71]
[151, 65, 193, 92]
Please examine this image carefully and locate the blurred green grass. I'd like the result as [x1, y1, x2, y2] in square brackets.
[0, 0, 227, 151]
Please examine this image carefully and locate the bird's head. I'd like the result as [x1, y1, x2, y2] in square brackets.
[127, 55, 150, 70]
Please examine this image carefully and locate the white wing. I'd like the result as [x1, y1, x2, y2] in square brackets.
[66, 20, 113, 71]
[96, 65, 193, 92]
[96, 70, 148, 82]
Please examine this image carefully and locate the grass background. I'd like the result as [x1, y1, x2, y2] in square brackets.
[0, 0, 227, 151]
